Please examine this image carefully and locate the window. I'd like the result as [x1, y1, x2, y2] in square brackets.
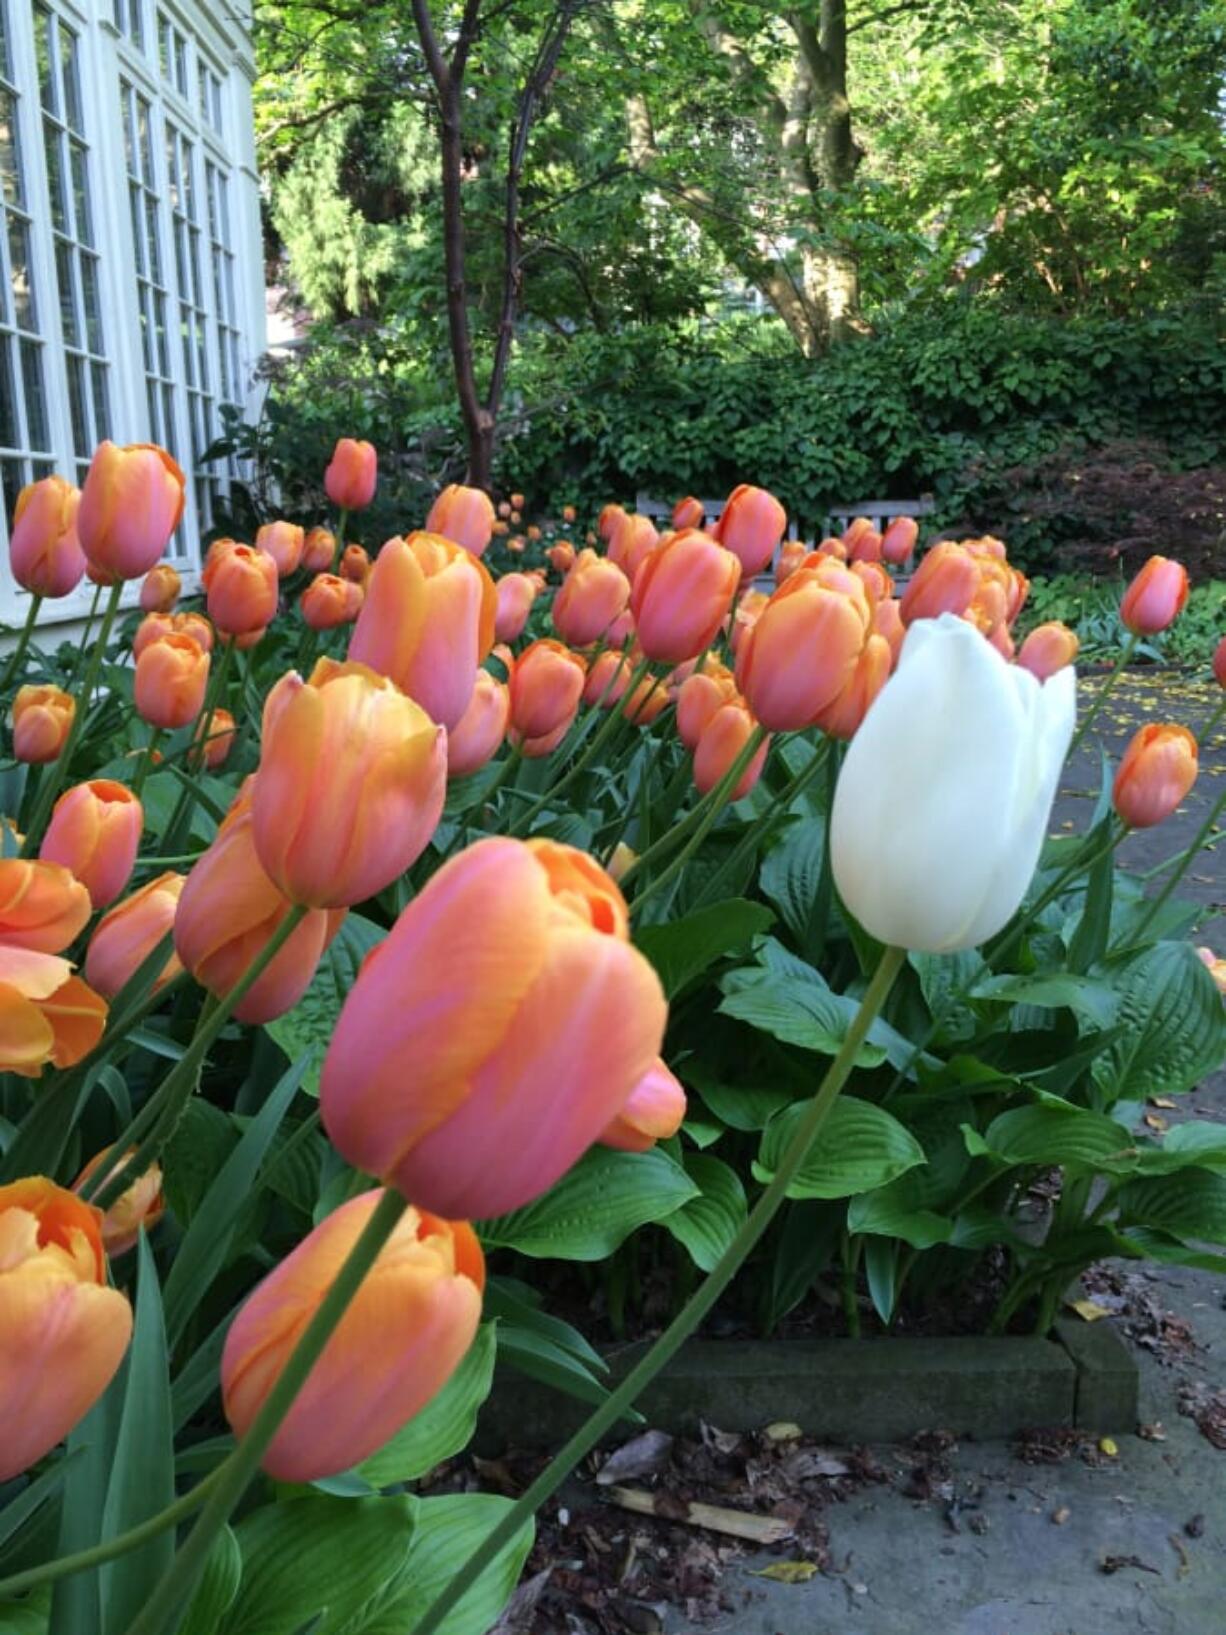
[0, 0, 54, 525]
[36, 4, 109, 486]
[166, 122, 213, 523]
[197, 57, 221, 134]
[157, 10, 187, 100]
[113, 0, 144, 53]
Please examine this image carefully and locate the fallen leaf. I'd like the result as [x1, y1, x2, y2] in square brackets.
[1138, 1422, 1167, 1442]
[763, 1421, 802, 1443]
[1100, 1554, 1160, 1576]
[597, 1430, 675, 1486]
[1098, 1436, 1119, 1458]
[1168, 1534, 1190, 1578]
[1151, 1097, 1177, 1110]
[1052, 1506, 1071, 1525]
[1143, 1112, 1169, 1132]
[1066, 1298, 1113, 1323]
[751, 1561, 819, 1584]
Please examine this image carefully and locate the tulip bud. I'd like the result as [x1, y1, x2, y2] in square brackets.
[846, 526, 883, 565]
[600, 1058, 687, 1152]
[301, 573, 363, 631]
[12, 685, 74, 764]
[900, 541, 981, 626]
[497, 500, 512, 518]
[672, 496, 704, 531]
[547, 541, 575, 576]
[324, 438, 377, 511]
[321, 838, 667, 1217]
[426, 484, 495, 558]
[714, 485, 786, 578]
[775, 540, 807, 587]
[134, 634, 210, 731]
[736, 560, 873, 732]
[621, 673, 669, 726]
[552, 550, 631, 647]
[494, 572, 537, 643]
[339, 543, 370, 584]
[40, 780, 143, 909]
[872, 594, 905, 664]
[630, 529, 741, 664]
[0, 1177, 132, 1479]
[302, 526, 336, 575]
[77, 442, 185, 580]
[448, 670, 510, 778]
[605, 608, 635, 649]
[815, 536, 848, 561]
[850, 560, 891, 604]
[729, 588, 769, 656]
[9, 475, 85, 597]
[606, 513, 659, 582]
[193, 705, 235, 770]
[598, 503, 627, 543]
[256, 520, 305, 578]
[881, 516, 918, 565]
[607, 842, 636, 883]
[222, 1192, 483, 1482]
[349, 534, 496, 731]
[204, 541, 278, 636]
[693, 699, 769, 800]
[0, 859, 91, 951]
[562, 504, 577, 523]
[491, 518, 508, 536]
[139, 562, 181, 613]
[508, 639, 586, 756]
[1120, 554, 1190, 636]
[254, 659, 446, 908]
[73, 1151, 165, 1256]
[528, 525, 543, 544]
[1017, 621, 1079, 681]
[511, 492, 525, 511]
[85, 871, 184, 998]
[1113, 723, 1198, 828]
[831, 615, 1075, 952]
[583, 647, 633, 708]
[675, 660, 739, 750]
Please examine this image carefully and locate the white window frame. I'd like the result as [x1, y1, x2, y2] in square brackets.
[0, 0, 264, 629]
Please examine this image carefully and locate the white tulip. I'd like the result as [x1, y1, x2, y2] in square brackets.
[830, 614, 1076, 952]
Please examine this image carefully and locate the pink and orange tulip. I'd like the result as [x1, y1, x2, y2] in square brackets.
[508, 640, 586, 756]
[1017, 621, 1079, 681]
[84, 871, 184, 998]
[72, 1151, 165, 1256]
[324, 439, 377, 511]
[0, 859, 91, 952]
[494, 572, 537, 643]
[12, 685, 74, 764]
[447, 670, 510, 778]
[133, 634, 210, 731]
[715, 485, 786, 578]
[736, 560, 872, 732]
[40, 780, 142, 909]
[77, 442, 185, 580]
[0, 948, 107, 1076]
[426, 484, 496, 558]
[552, 550, 631, 647]
[630, 529, 740, 664]
[204, 542, 279, 637]
[300, 573, 363, 631]
[256, 520, 305, 578]
[139, 563, 181, 612]
[1113, 724, 1198, 828]
[1120, 554, 1189, 636]
[692, 699, 769, 801]
[8, 476, 85, 598]
[600, 1058, 687, 1152]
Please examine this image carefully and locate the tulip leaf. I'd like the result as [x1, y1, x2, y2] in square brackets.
[966, 1102, 1137, 1173]
[356, 1322, 497, 1488]
[357, 1494, 533, 1635]
[99, 1233, 176, 1635]
[479, 1147, 699, 1260]
[753, 1098, 925, 1200]
[1067, 823, 1115, 974]
[48, 1384, 124, 1634]
[179, 1526, 242, 1635]
[265, 914, 385, 1096]
[1115, 1171, 1226, 1245]
[1092, 943, 1226, 1105]
[663, 1152, 748, 1271]
[864, 1236, 899, 1324]
[220, 1494, 416, 1635]
[162, 1052, 311, 1345]
[634, 898, 774, 998]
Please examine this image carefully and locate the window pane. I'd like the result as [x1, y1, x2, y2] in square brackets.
[59, 23, 82, 134]
[0, 338, 17, 447]
[81, 253, 102, 351]
[55, 237, 77, 344]
[69, 141, 90, 244]
[34, 8, 54, 116]
[20, 340, 47, 449]
[0, 91, 22, 208]
[8, 216, 33, 330]
[66, 351, 88, 454]
[44, 132, 65, 232]
[92, 361, 110, 438]
[1, 455, 25, 523]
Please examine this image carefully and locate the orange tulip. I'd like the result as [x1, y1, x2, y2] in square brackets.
[0, 859, 90, 952]
[598, 502, 627, 543]
[506, 535, 525, 553]
[620, 673, 669, 726]
[84, 871, 184, 999]
[139, 562, 181, 613]
[846, 525, 883, 565]
[715, 485, 786, 578]
[606, 514, 659, 583]
[426, 484, 495, 557]
[204, 542, 278, 636]
[222, 1191, 483, 1482]
[0, 1177, 132, 1479]
[175, 783, 345, 1022]
[302, 526, 336, 574]
[301, 573, 363, 631]
[0, 944, 107, 1076]
[600, 1058, 687, 1152]
[511, 491, 525, 511]
[552, 550, 631, 647]
[1214, 634, 1226, 690]
[547, 541, 576, 576]
[729, 587, 769, 656]
[254, 659, 446, 908]
[349, 534, 496, 731]
[77, 441, 185, 580]
[448, 670, 510, 778]
[1120, 555, 1189, 636]
[134, 634, 210, 731]
[736, 560, 872, 732]
[900, 541, 982, 627]
[675, 661, 739, 751]
[135, 611, 213, 658]
[73, 1150, 165, 1256]
[1113, 724, 1198, 828]
[320, 837, 667, 1217]
[812, 632, 892, 739]
[630, 529, 741, 664]
[494, 572, 537, 643]
[193, 705, 235, 770]
[508, 640, 586, 756]
[693, 699, 769, 800]
[881, 516, 918, 565]
[872, 594, 905, 664]
[1017, 621, 1079, 681]
[324, 438, 377, 511]
[815, 535, 848, 561]
[583, 647, 633, 708]
[256, 520, 305, 578]
[850, 560, 891, 603]
[528, 525, 543, 544]
[605, 607, 635, 648]
[8, 476, 85, 597]
[339, 543, 371, 584]
[561, 504, 577, 524]
[12, 685, 75, 764]
[775, 540, 807, 587]
[492, 518, 509, 536]
[672, 496, 704, 531]
[40, 780, 143, 909]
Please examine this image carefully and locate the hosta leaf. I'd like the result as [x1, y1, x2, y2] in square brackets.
[753, 1098, 924, 1200]
[635, 899, 774, 997]
[361, 1494, 533, 1635]
[663, 1153, 747, 1271]
[357, 1323, 496, 1488]
[479, 1147, 697, 1260]
[1092, 943, 1226, 1104]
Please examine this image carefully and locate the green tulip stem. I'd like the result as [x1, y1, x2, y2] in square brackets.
[0, 1462, 227, 1600]
[327, 506, 350, 575]
[84, 904, 310, 1212]
[21, 580, 124, 854]
[1066, 632, 1138, 760]
[629, 724, 769, 912]
[189, 637, 234, 773]
[65, 583, 104, 692]
[692, 739, 831, 909]
[1130, 783, 1226, 943]
[407, 943, 908, 1635]
[0, 592, 43, 696]
[127, 1187, 410, 1635]
[130, 727, 163, 800]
